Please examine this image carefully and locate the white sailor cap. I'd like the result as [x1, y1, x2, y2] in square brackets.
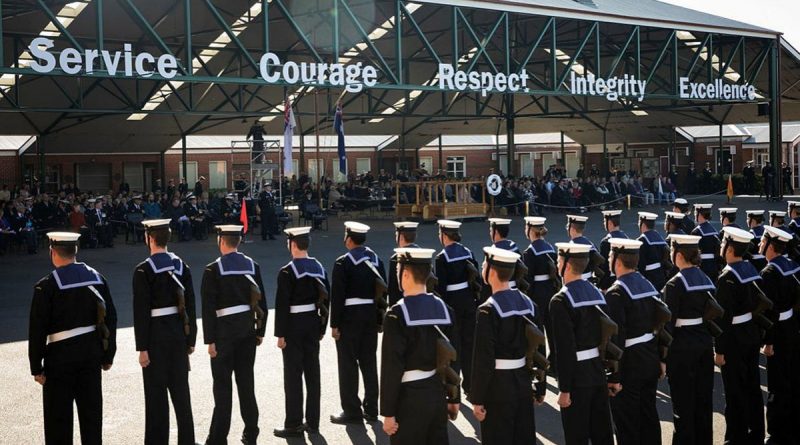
[393, 221, 419, 232]
[746, 210, 765, 219]
[788, 201, 800, 211]
[47, 232, 81, 246]
[609, 238, 643, 252]
[638, 212, 658, 221]
[437, 219, 462, 230]
[672, 198, 689, 207]
[285, 226, 312, 239]
[133, 194, 143, 200]
[225, 193, 235, 200]
[555, 242, 592, 257]
[718, 208, 737, 216]
[524, 216, 546, 226]
[394, 247, 436, 264]
[344, 221, 370, 234]
[694, 203, 713, 211]
[141, 219, 171, 231]
[602, 210, 622, 218]
[216, 225, 244, 236]
[763, 225, 794, 243]
[87, 198, 97, 204]
[186, 193, 197, 200]
[488, 218, 512, 226]
[667, 234, 701, 247]
[721, 226, 754, 244]
[566, 214, 589, 225]
[665, 211, 685, 221]
[770, 211, 787, 220]
[483, 245, 520, 268]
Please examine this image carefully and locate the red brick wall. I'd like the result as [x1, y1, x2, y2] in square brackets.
[0, 154, 18, 185]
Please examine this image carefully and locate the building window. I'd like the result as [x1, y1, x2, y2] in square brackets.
[123, 162, 144, 192]
[419, 156, 434, 172]
[208, 161, 227, 190]
[520, 153, 534, 177]
[178, 161, 198, 185]
[446, 156, 466, 179]
[332, 159, 347, 183]
[307, 159, 324, 182]
[77, 163, 111, 193]
[356, 158, 371, 175]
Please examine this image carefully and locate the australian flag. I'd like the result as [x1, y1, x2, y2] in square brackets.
[335, 103, 346, 175]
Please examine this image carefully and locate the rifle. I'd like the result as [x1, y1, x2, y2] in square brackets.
[652, 297, 673, 360]
[546, 256, 561, 288]
[169, 272, 191, 337]
[364, 260, 389, 331]
[433, 325, 460, 420]
[750, 282, 774, 330]
[514, 261, 531, 293]
[244, 275, 266, 331]
[314, 277, 330, 337]
[704, 292, 724, 337]
[522, 317, 550, 383]
[596, 306, 623, 374]
[465, 261, 483, 296]
[589, 250, 606, 283]
[660, 246, 674, 272]
[88, 285, 110, 351]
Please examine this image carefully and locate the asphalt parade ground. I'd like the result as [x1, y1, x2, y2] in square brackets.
[0, 195, 789, 444]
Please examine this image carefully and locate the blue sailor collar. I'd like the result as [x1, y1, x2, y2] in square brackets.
[442, 243, 473, 262]
[676, 267, 716, 292]
[721, 261, 761, 284]
[52, 262, 103, 290]
[750, 225, 765, 239]
[602, 230, 629, 242]
[562, 280, 606, 308]
[571, 236, 597, 251]
[346, 246, 379, 267]
[639, 230, 667, 246]
[397, 293, 452, 326]
[614, 272, 659, 300]
[487, 289, 535, 318]
[790, 217, 800, 228]
[216, 252, 256, 275]
[493, 239, 519, 253]
[769, 255, 800, 276]
[694, 221, 718, 237]
[288, 257, 325, 279]
[528, 239, 555, 256]
[146, 252, 184, 276]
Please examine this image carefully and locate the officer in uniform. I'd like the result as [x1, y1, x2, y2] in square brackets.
[201, 225, 267, 445]
[550, 242, 614, 445]
[133, 219, 197, 445]
[759, 226, 800, 445]
[789, 201, 800, 237]
[388, 222, 420, 306]
[435, 219, 481, 394]
[672, 198, 696, 234]
[521, 216, 559, 370]
[471, 246, 545, 445]
[605, 238, 668, 445]
[566, 214, 606, 284]
[29, 232, 117, 444]
[691, 204, 722, 281]
[184, 194, 207, 240]
[719, 208, 741, 231]
[598, 210, 629, 290]
[747, 210, 768, 271]
[273, 227, 330, 437]
[380, 247, 459, 444]
[258, 184, 277, 241]
[662, 234, 717, 445]
[664, 211, 687, 235]
[636, 212, 671, 290]
[715, 227, 770, 444]
[330, 221, 386, 424]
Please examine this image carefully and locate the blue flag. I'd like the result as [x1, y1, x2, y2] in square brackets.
[335, 104, 346, 175]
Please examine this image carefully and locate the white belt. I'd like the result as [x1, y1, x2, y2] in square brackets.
[779, 309, 794, 321]
[215, 304, 250, 317]
[533, 274, 550, 282]
[645, 263, 661, 271]
[581, 272, 593, 280]
[151, 306, 179, 317]
[625, 332, 655, 348]
[290, 303, 316, 314]
[700, 253, 715, 260]
[401, 369, 436, 383]
[446, 282, 469, 292]
[345, 298, 373, 306]
[48, 325, 96, 344]
[576, 347, 600, 361]
[508, 280, 517, 288]
[675, 317, 703, 327]
[495, 357, 526, 370]
[751, 254, 765, 260]
[732, 312, 753, 325]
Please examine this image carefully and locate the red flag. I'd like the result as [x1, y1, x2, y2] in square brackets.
[239, 198, 249, 233]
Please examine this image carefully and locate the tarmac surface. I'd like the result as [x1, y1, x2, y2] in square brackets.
[0, 195, 787, 444]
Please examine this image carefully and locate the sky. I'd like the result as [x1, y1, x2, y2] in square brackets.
[661, 0, 800, 49]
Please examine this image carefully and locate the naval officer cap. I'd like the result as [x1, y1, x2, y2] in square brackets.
[47, 232, 81, 246]
[609, 238, 643, 253]
[216, 225, 244, 236]
[393, 221, 419, 232]
[344, 221, 370, 234]
[721, 226, 754, 245]
[719, 208, 738, 217]
[667, 234, 701, 249]
[556, 242, 592, 258]
[488, 218, 512, 227]
[770, 211, 787, 223]
[483, 245, 520, 269]
[566, 214, 589, 227]
[285, 226, 312, 240]
[638, 212, 658, 222]
[141, 218, 171, 232]
[763, 225, 794, 244]
[394, 247, 436, 264]
[524, 216, 546, 227]
[437, 219, 462, 231]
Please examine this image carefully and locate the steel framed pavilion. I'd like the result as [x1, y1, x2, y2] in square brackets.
[2, 0, 800, 193]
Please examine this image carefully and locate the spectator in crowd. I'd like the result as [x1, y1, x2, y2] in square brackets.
[166, 197, 191, 241]
[143, 194, 161, 219]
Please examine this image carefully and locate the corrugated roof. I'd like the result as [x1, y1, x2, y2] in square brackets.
[676, 124, 748, 141]
[171, 135, 398, 149]
[676, 122, 800, 144]
[422, 132, 576, 147]
[0, 135, 35, 151]
[741, 123, 800, 144]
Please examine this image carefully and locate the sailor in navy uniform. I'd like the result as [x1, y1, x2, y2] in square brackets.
[787, 201, 800, 238]
[770, 211, 800, 262]
[747, 210, 768, 271]
[388, 222, 420, 306]
[273, 227, 330, 438]
[521, 216, 559, 371]
[471, 246, 544, 445]
[690, 204, 722, 281]
[380, 247, 459, 445]
[330, 221, 386, 424]
[480, 218, 527, 302]
[662, 234, 716, 445]
[759, 226, 800, 445]
[29, 232, 117, 444]
[715, 227, 770, 444]
[598, 210, 629, 290]
[605, 238, 666, 445]
[201, 225, 267, 445]
[637, 212, 671, 289]
[435, 219, 481, 394]
[664, 211, 687, 236]
[566, 214, 606, 284]
[550, 242, 614, 445]
[719, 207, 741, 232]
[133, 219, 197, 445]
[672, 198, 696, 234]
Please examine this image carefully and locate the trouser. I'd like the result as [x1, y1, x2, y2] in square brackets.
[43, 361, 102, 445]
[206, 335, 259, 445]
[531, 288, 556, 372]
[611, 376, 660, 445]
[390, 376, 448, 445]
[335, 320, 378, 417]
[260, 212, 276, 240]
[766, 337, 800, 444]
[451, 303, 476, 392]
[667, 346, 714, 445]
[721, 345, 765, 445]
[559, 385, 613, 445]
[143, 333, 194, 445]
[282, 329, 321, 429]
[481, 394, 536, 445]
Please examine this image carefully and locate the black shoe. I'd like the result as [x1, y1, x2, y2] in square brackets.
[363, 413, 379, 422]
[273, 426, 304, 438]
[330, 413, 363, 425]
[303, 423, 319, 435]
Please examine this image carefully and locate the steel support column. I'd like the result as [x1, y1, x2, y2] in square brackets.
[769, 38, 782, 197]
[603, 129, 608, 175]
[438, 134, 443, 171]
[0, 0, 4, 67]
[181, 135, 188, 184]
[560, 131, 566, 166]
[159, 150, 166, 190]
[506, 95, 515, 176]
[38, 135, 45, 185]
